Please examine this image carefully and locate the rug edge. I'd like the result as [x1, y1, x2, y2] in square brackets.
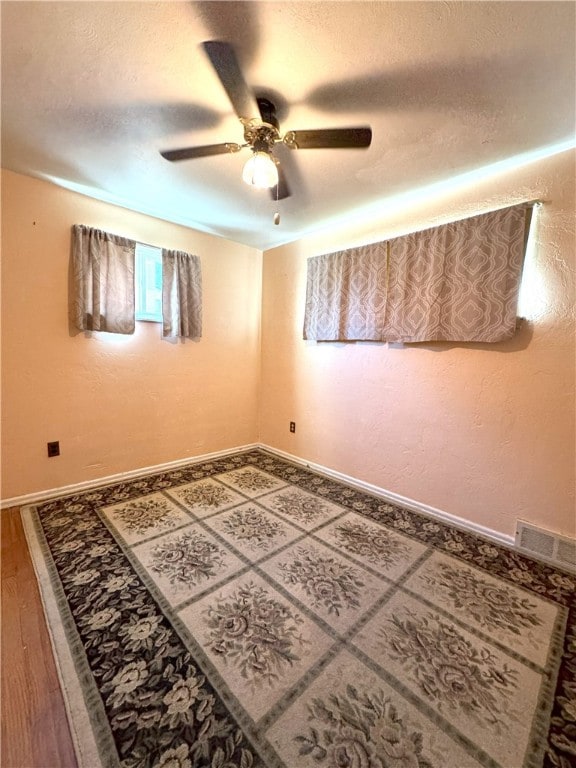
[20, 505, 107, 768]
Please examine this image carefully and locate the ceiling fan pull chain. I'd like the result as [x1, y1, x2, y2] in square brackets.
[274, 177, 280, 225]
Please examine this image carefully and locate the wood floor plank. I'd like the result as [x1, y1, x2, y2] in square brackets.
[1, 508, 77, 768]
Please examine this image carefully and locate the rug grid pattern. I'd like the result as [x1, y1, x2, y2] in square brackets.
[23, 450, 576, 768]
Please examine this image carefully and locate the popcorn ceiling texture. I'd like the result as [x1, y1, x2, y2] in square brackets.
[1, 1, 574, 249]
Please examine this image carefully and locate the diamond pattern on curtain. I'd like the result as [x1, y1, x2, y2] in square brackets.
[384, 204, 532, 342]
[162, 250, 202, 339]
[70, 224, 136, 334]
[303, 242, 388, 341]
[303, 204, 532, 343]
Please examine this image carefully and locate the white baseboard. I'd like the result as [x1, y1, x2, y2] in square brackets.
[259, 444, 516, 548]
[1, 441, 515, 549]
[0, 444, 259, 510]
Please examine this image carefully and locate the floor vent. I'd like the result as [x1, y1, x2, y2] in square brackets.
[515, 521, 576, 573]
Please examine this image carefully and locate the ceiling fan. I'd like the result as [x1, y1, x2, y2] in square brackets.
[160, 41, 372, 199]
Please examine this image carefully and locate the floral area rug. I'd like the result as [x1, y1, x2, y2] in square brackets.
[22, 449, 576, 768]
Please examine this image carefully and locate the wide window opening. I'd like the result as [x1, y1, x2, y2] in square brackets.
[303, 203, 534, 344]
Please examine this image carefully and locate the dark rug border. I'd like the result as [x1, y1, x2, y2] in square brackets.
[28, 447, 576, 768]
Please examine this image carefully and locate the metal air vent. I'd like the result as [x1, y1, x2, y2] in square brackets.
[515, 520, 575, 573]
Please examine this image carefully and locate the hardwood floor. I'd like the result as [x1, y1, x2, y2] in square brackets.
[1, 508, 77, 768]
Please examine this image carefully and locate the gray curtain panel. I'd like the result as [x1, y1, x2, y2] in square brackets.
[384, 204, 532, 342]
[303, 204, 532, 343]
[70, 224, 136, 334]
[303, 242, 388, 341]
[162, 250, 202, 339]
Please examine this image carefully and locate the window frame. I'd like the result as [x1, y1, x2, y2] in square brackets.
[135, 243, 163, 323]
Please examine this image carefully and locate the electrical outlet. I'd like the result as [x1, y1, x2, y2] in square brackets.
[289, 421, 296, 433]
[47, 441, 60, 457]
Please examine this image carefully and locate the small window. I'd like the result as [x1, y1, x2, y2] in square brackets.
[135, 244, 162, 322]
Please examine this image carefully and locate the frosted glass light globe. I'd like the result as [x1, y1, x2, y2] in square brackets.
[242, 151, 278, 189]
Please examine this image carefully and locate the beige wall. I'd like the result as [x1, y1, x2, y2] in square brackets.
[3, 154, 575, 541]
[1, 170, 262, 499]
[259, 149, 575, 539]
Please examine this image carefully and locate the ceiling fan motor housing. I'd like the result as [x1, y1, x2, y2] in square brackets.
[240, 98, 281, 153]
[243, 122, 279, 153]
[253, 135, 274, 153]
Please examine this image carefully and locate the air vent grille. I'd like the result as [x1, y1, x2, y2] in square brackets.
[517, 526, 555, 557]
[515, 521, 576, 573]
[557, 539, 576, 569]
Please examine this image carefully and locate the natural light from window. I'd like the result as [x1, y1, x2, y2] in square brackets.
[517, 205, 547, 321]
[135, 243, 162, 322]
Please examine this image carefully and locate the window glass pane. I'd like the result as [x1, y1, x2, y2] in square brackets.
[135, 244, 162, 322]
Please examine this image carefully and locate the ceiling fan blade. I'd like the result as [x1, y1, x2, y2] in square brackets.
[269, 164, 291, 200]
[202, 40, 260, 121]
[285, 127, 372, 150]
[160, 143, 241, 162]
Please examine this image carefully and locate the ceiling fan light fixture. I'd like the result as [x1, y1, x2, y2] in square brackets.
[242, 150, 278, 189]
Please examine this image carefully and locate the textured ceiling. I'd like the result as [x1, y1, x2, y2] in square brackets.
[2, 1, 575, 250]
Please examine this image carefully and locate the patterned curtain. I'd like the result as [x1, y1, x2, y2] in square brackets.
[303, 242, 388, 341]
[303, 204, 532, 343]
[384, 204, 532, 342]
[162, 250, 202, 339]
[70, 225, 136, 334]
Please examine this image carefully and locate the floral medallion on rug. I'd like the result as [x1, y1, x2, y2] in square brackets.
[22, 449, 576, 768]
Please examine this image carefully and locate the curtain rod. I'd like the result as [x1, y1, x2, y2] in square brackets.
[132, 200, 545, 250]
[79, 198, 544, 252]
[74, 224, 175, 252]
[136, 239, 165, 251]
